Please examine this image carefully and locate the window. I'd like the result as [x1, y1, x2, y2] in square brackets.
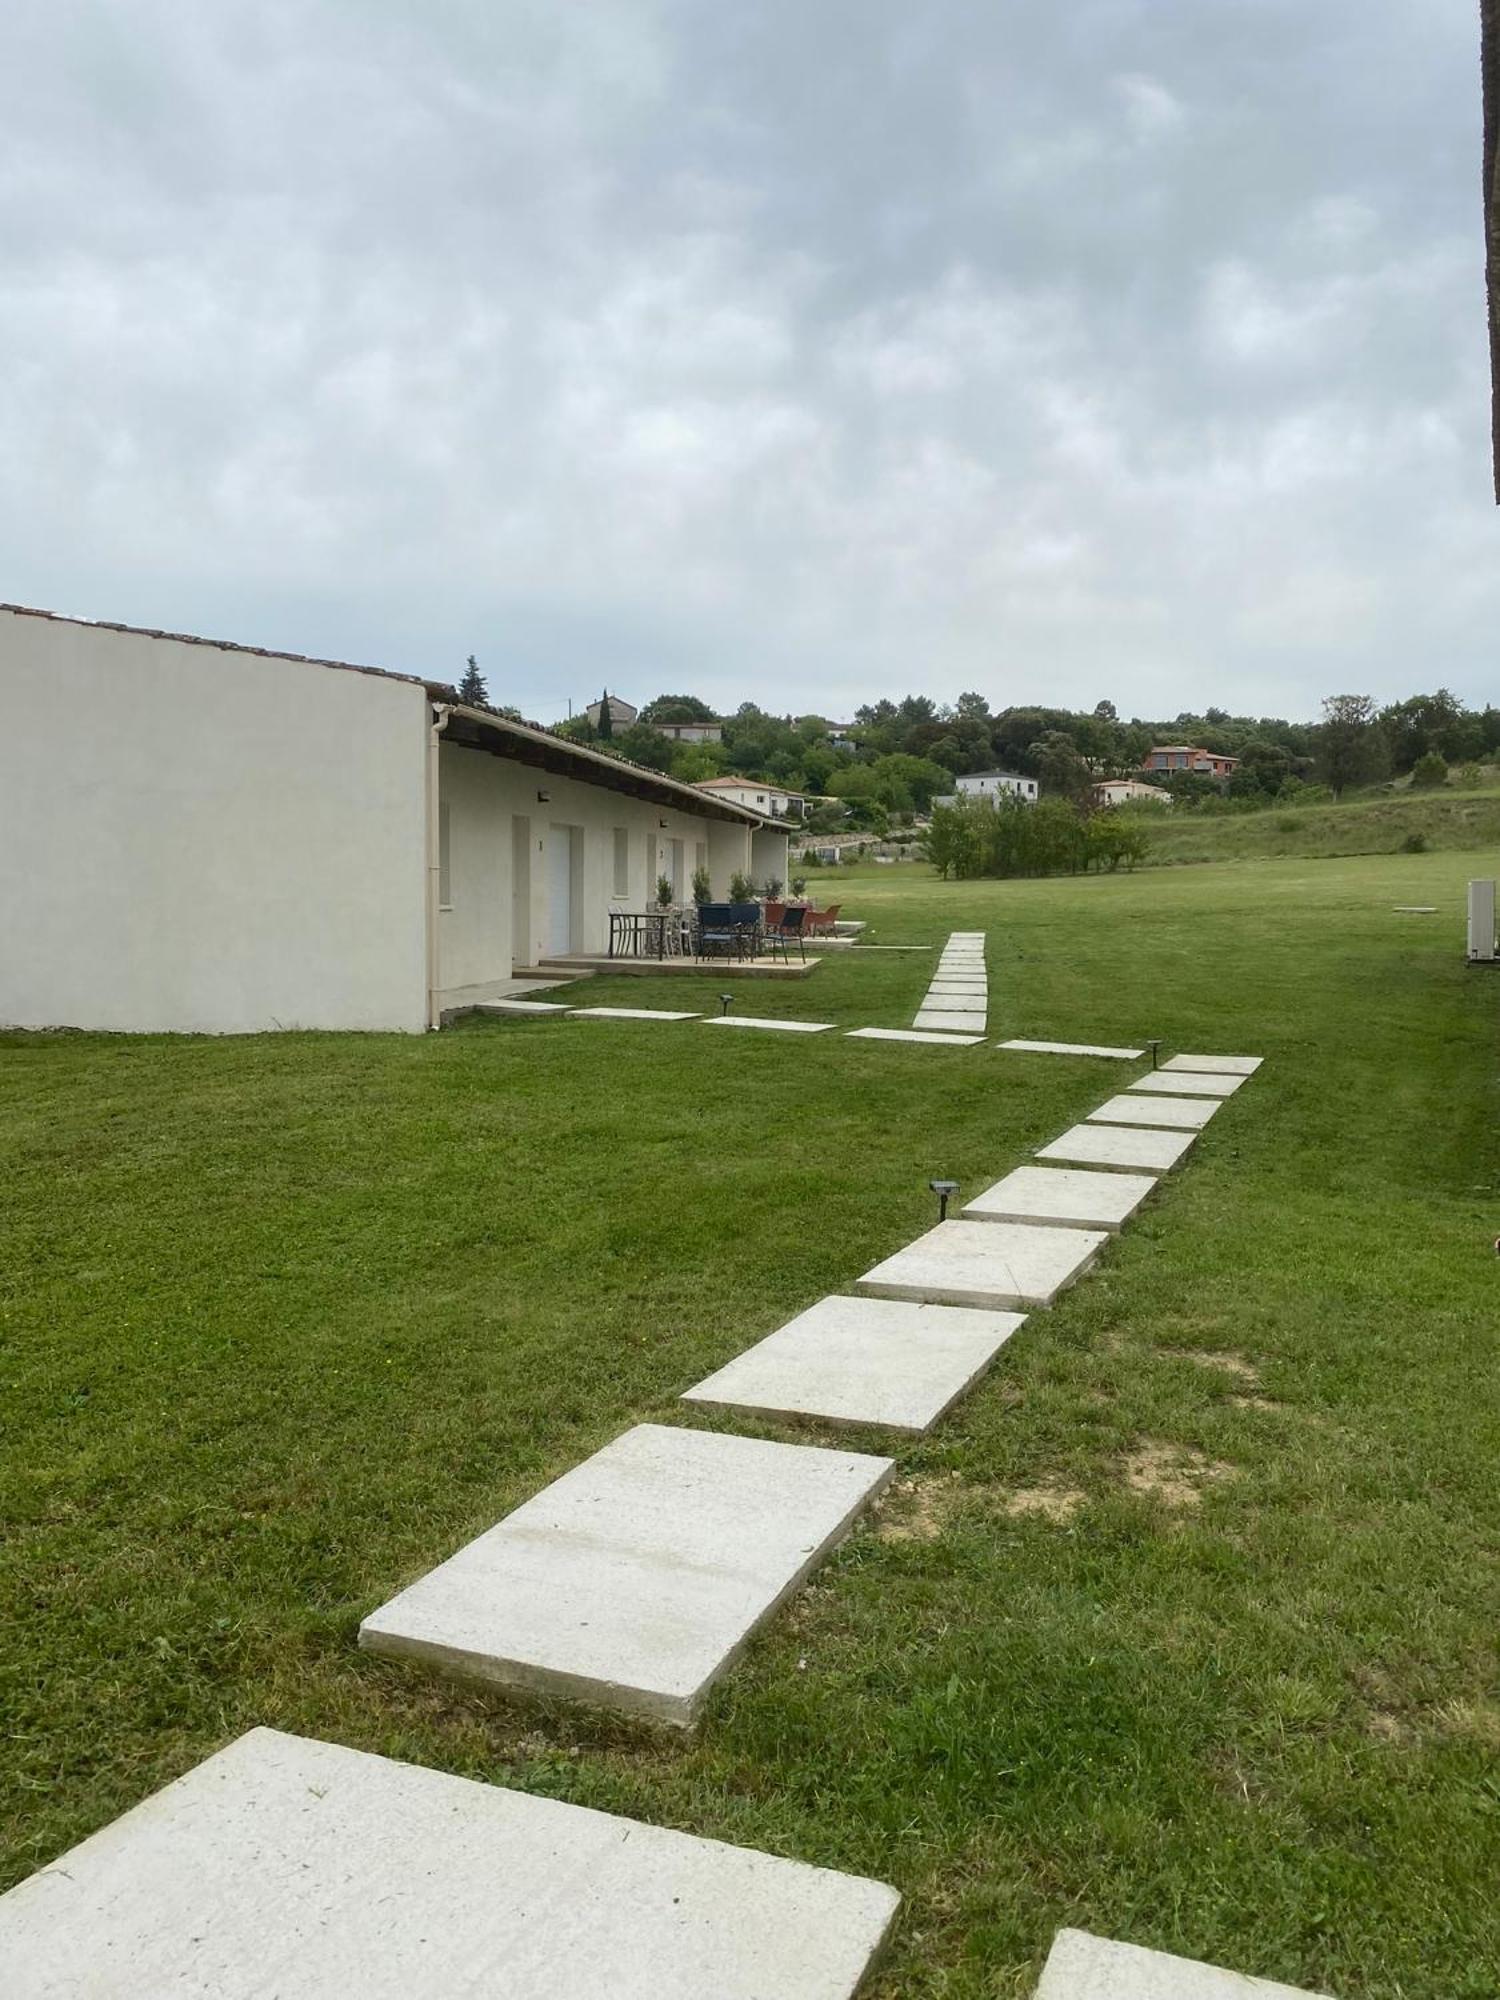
[438, 801, 452, 909]
[612, 826, 629, 898]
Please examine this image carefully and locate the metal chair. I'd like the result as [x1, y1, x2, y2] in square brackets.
[763, 905, 807, 961]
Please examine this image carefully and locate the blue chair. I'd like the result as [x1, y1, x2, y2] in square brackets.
[693, 903, 742, 958]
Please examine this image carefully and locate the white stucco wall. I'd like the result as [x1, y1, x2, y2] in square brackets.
[436, 742, 764, 987]
[0, 610, 430, 1033]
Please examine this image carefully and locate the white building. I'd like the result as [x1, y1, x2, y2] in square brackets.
[1094, 779, 1171, 808]
[956, 770, 1037, 803]
[650, 718, 722, 743]
[693, 776, 807, 820]
[0, 605, 787, 1035]
[933, 770, 1039, 808]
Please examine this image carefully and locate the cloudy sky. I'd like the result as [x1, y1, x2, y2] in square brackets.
[1, 1, 1493, 723]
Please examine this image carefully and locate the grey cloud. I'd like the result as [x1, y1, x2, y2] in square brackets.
[0, 0, 1492, 721]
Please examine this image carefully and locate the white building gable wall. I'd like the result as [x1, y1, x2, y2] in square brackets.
[0, 610, 429, 1033]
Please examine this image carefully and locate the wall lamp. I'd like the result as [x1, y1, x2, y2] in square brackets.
[536, 789, 551, 803]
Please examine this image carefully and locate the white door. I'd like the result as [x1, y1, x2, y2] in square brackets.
[511, 816, 532, 970]
[547, 825, 573, 955]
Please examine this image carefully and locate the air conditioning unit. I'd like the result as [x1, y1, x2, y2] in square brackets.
[1468, 879, 1497, 963]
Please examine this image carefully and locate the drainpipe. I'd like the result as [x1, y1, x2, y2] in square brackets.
[426, 703, 452, 1029]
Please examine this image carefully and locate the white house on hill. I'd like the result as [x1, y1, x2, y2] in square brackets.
[693, 775, 807, 820]
[933, 769, 1039, 809]
[0, 606, 787, 1035]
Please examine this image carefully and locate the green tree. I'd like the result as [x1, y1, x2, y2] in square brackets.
[458, 654, 488, 706]
[1410, 750, 1449, 789]
[1029, 730, 1095, 804]
[640, 694, 717, 724]
[1315, 695, 1388, 801]
[595, 689, 614, 741]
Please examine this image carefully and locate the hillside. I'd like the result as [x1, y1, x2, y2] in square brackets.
[1140, 786, 1500, 866]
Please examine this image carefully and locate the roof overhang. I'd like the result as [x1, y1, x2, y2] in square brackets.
[430, 696, 773, 827]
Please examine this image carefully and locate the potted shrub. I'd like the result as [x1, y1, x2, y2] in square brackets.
[691, 864, 712, 905]
[656, 874, 675, 908]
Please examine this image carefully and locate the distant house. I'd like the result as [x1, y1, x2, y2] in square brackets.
[933, 770, 1039, 808]
[1095, 779, 1172, 808]
[694, 775, 807, 820]
[650, 717, 722, 743]
[825, 725, 857, 753]
[586, 693, 638, 731]
[1142, 744, 1238, 780]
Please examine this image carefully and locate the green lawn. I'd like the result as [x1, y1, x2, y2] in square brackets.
[1139, 783, 1500, 868]
[4, 851, 1499, 1997]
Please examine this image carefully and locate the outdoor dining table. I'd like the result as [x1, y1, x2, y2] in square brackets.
[608, 910, 691, 959]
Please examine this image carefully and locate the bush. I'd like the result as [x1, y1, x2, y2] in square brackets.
[728, 871, 754, 902]
[690, 865, 712, 905]
[762, 875, 784, 899]
[656, 874, 675, 907]
[1410, 751, 1449, 790]
[1401, 832, 1428, 853]
[790, 876, 807, 895]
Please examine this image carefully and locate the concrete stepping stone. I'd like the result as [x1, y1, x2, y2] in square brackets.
[928, 979, 988, 991]
[0, 1727, 901, 2000]
[924, 995, 987, 1012]
[684, 1294, 1025, 1433]
[1088, 1093, 1220, 1131]
[1162, 1053, 1262, 1075]
[1036, 1927, 1337, 1998]
[571, 1007, 700, 1021]
[705, 1015, 836, 1034]
[360, 1424, 892, 1728]
[963, 1165, 1157, 1232]
[846, 1028, 986, 1047]
[998, 1038, 1144, 1060]
[1128, 1069, 1244, 1098]
[915, 1010, 988, 1033]
[855, 1218, 1105, 1310]
[477, 999, 575, 1015]
[1037, 1122, 1196, 1173]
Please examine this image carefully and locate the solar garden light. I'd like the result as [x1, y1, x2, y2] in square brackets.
[1146, 1038, 1163, 1069]
[929, 1178, 960, 1223]
[719, 993, 734, 1016]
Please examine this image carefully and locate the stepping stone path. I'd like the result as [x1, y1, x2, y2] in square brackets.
[914, 931, 987, 1032]
[963, 1165, 1157, 1233]
[1088, 1092, 1221, 1131]
[1038, 1122, 1198, 1172]
[998, 1038, 1144, 1060]
[1036, 1927, 1336, 1999]
[856, 1218, 1107, 1310]
[0, 1728, 900, 2000]
[706, 1015, 836, 1033]
[13, 1046, 1268, 1991]
[360, 1423, 892, 1728]
[570, 1006, 700, 1021]
[477, 998, 574, 1016]
[846, 1027, 986, 1047]
[1129, 1069, 1244, 1098]
[683, 1294, 1026, 1434]
[1162, 1052, 1262, 1075]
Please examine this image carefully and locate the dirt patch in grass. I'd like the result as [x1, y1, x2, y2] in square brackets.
[1178, 1349, 1260, 1383]
[1438, 1699, 1500, 1747]
[1001, 1483, 1087, 1525]
[1229, 1393, 1284, 1412]
[1121, 1439, 1236, 1509]
[874, 1472, 966, 1542]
